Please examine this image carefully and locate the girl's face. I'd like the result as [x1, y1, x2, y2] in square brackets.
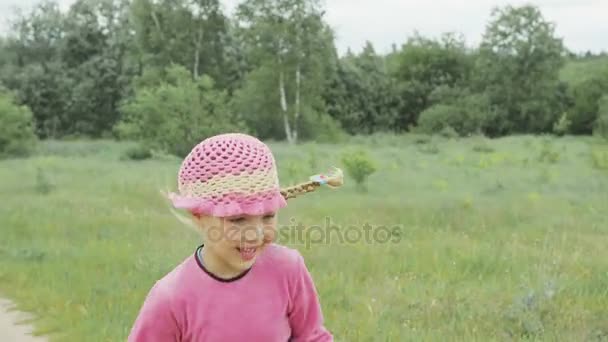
[196, 211, 278, 275]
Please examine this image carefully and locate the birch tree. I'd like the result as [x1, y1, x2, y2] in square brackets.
[235, 0, 331, 143]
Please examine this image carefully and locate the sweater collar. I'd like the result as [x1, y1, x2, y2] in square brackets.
[194, 244, 252, 283]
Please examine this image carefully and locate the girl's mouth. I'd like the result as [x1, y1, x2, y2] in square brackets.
[236, 246, 258, 261]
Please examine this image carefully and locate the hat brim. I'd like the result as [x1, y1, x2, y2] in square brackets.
[168, 190, 287, 217]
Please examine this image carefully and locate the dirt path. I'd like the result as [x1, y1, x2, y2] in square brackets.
[0, 298, 47, 342]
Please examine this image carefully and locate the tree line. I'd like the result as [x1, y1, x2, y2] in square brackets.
[1, 0, 607, 156]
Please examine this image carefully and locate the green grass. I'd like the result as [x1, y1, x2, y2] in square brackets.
[1, 135, 608, 341]
[560, 57, 608, 86]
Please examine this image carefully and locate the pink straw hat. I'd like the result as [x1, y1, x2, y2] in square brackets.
[167, 133, 287, 217]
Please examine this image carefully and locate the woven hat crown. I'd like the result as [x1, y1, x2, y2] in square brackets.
[168, 133, 287, 217]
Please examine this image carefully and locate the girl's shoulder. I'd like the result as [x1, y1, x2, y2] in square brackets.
[257, 243, 306, 273]
[141, 254, 196, 300]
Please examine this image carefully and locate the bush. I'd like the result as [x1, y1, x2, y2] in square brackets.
[341, 149, 377, 191]
[299, 111, 348, 143]
[417, 93, 495, 136]
[439, 126, 459, 139]
[568, 75, 608, 134]
[0, 89, 38, 158]
[552, 112, 571, 136]
[417, 142, 440, 155]
[472, 136, 495, 153]
[122, 145, 153, 161]
[116, 65, 246, 157]
[537, 139, 560, 163]
[35, 167, 53, 194]
[594, 95, 608, 139]
[412, 134, 432, 145]
[417, 104, 454, 134]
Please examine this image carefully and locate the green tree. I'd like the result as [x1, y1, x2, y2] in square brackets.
[324, 42, 401, 134]
[117, 65, 246, 157]
[596, 95, 608, 139]
[341, 148, 376, 192]
[130, 0, 231, 88]
[475, 5, 565, 135]
[61, 0, 138, 137]
[392, 32, 473, 131]
[566, 73, 608, 134]
[220, 19, 250, 95]
[7, 1, 65, 68]
[235, 0, 335, 143]
[417, 93, 496, 136]
[0, 38, 16, 72]
[0, 0, 137, 138]
[232, 63, 285, 139]
[1, 1, 71, 138]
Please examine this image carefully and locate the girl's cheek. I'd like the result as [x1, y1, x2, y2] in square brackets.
[263, 226, 278, 243]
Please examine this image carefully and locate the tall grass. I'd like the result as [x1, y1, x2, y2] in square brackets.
[1, 135, 607, 341]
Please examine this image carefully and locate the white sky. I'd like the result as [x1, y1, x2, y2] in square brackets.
[1, 0, 607, 55]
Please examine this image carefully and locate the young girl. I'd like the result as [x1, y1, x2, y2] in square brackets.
[128, 133, 335, 341]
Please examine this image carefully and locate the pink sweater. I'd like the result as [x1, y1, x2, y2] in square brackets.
[128, 244, 333, 341]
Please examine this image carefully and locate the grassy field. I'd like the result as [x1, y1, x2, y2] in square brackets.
[1, 134, 608, 341]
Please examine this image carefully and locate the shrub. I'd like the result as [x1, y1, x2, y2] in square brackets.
[472, 136, 495, 153]
[341, 149, 377, 191]
[503, 281, 559, 339]
[417, 104, 455, 134]
[552, 112, 571, 136]
[0, 89, 38, 158]
[537, 139, 560, 163]
[594, 95, 608, 139]
[567, 75, 608, 134]
[417, 93, 495, 136]
[32, 157, 57, 194]
[122, 145, 153, 161]
[298, 111, 348, 144]
[439, 126, 459, 139]
[35, 167, 53, 194]
[412, 135, 432, 145]
[418, 143, 440, 155]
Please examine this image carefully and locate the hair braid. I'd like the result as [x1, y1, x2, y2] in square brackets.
[280, 167, 344, 200]
[280, 181, 322, 200]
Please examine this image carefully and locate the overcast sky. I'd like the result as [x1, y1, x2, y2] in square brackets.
[1, 0, 607, 55]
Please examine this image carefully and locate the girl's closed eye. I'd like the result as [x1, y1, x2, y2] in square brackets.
[228, 216, 247, 224]
[263, 213, 276, 221]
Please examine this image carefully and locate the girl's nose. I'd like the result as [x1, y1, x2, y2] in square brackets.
[241, 225, 264, 242]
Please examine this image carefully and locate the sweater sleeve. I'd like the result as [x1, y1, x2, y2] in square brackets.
[128, 281, 181, 342]
[287, 252, 333, 342]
